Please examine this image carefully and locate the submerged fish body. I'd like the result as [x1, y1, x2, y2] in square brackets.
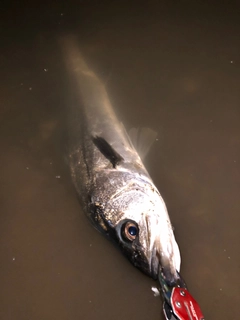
[63, 39, 181, 283]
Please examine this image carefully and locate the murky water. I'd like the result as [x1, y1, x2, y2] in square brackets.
[1, 1, 240, 319]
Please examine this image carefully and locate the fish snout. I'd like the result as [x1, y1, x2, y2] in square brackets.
[150, 240, 180, 285]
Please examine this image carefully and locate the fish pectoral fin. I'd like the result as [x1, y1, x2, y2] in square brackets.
[128, 127, 158, 160]
[92, 136, 124, 168]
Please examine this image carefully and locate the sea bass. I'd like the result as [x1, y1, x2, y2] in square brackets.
[62, 38, 181, 284]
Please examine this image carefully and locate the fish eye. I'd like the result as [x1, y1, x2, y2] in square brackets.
[123, 221, 138, 241]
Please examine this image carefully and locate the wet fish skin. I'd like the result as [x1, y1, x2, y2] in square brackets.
[62, 37, 181, 283]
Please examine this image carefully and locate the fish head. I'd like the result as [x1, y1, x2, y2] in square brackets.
[106, 180, 181, 284]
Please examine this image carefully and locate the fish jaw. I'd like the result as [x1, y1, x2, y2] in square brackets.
[146, 209, 181, 283]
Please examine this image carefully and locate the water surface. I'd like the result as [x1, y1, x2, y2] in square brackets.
[1, 1, 240, 319]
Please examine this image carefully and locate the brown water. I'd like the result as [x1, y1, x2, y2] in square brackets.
[1, 1, 240, 319]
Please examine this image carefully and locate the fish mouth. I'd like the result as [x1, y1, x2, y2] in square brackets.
[150, 250, 179, 285]
[150, 247, 160, 279]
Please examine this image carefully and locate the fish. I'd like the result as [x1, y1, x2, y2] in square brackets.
[61, 37, 181, 284]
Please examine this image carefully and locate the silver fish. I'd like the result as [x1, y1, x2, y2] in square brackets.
[62, 38, 181, 284]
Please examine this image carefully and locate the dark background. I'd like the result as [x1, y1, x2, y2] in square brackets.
[0, 1, 240, 319]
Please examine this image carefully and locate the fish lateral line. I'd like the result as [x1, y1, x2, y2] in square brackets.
[92, 135, 124, 168]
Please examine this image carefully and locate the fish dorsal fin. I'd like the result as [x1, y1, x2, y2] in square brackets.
[119, 122, 136, 150]
[128, 127, 157, 160]
[92, 136, 124, 168]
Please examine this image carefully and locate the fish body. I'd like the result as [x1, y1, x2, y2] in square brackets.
[63, 39, 181, 283]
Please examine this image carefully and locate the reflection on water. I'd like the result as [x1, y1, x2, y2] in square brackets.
[0, 1, 239, 319]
